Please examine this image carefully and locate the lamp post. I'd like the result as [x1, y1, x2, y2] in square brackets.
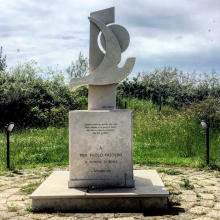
[5, 122, 15, 169]
[201, 120, 210, 165]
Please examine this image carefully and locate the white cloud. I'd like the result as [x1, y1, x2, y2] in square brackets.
[0, 0, 219, 77]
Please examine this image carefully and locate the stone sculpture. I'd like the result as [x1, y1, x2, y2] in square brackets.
[69, 7, 135, 110]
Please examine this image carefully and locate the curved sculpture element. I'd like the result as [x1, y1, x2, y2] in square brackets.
[69, 17, 135, 92]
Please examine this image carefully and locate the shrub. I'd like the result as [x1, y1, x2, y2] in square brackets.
[187, 96, 220, 130]
[0, 60, 82, 129]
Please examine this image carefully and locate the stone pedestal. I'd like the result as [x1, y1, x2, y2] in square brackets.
[69, 110, 135, 188]
[88, 84, 116, 110]
[30, 170, 169, 212]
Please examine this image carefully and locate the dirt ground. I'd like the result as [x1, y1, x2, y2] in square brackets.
[0, 164, 220, 220]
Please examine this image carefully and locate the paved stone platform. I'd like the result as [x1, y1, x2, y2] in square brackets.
[1, 165, 220, 219]
[30, 170, 169, 211]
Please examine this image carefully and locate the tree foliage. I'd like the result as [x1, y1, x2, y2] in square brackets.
[187, 96, 220, 130]
[118, 66, 220, 110]
[66, 52, 88, 79]
[0, 60, 83, 129]
[0, 46, 7, 72]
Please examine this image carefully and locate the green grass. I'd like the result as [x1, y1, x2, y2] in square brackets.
[26, 206, 33, 212]
[20, 181, 42, 194]
[127, 98, 220, 169]
[1, 98, 220, 171]
[180, 178, 194, 190]
[0, 127, 69, 171]
[157, 168, 183, 175]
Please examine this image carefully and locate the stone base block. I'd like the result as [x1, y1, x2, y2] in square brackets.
[69, 110, 135, 188]
[30, 170, 169, 212]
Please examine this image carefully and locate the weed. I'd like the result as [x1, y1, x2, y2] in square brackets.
[196, 193, 201, 197]
[26, 206, 32, 212]
[12, 169, 20, 174]
[170, 191, 182, 195]
[57, 213, 67, 217]
[27, 176, 40, 180]
[157, 168, 183, 175]
[5, 173, 14, 177]
[20, 181, 42, 194]
[8, 203, 18, 212]
[195, 182, 204, 187]
[215, 173, 220, 178]
[42, 171, 52, 178]
[180, 178, 194, 190]
[214, 195, 218, 202]
[33, 171, 40, 175]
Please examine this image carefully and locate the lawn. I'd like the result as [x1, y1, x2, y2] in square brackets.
[1, 99, 220, 171]
[0, 127, 69, 171]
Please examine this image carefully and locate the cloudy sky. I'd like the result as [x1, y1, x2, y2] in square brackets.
[0, 0, 219, 77]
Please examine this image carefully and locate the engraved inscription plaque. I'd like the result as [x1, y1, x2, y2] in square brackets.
[69, 110, 135, 187]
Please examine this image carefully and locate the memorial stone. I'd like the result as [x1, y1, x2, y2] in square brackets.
[68, 7, 136, 188]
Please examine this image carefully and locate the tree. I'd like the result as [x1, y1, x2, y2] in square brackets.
[0, 46, 7, 71]
[66, 52, 88, 79]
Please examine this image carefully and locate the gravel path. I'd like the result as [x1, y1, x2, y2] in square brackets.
[0, 165, 220, 219]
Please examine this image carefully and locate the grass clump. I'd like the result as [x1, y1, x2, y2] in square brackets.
[215, 173, 220, 178]
[157, 168, 184, 175]
[214, 195, 218, 202]
[8, 203, 18, 212]
[180, 178, 194, 190]
[20, 181, 42, 194]
[26, 206, 32, 212]
[5, 173, 15, 177]
[42, 171, 53, 178]
[57, 213, 67, 217]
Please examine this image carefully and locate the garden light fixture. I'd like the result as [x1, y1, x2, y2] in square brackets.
[201, 120, 210, 165]
[5, 122, 15, 169]
[5, 122, 15, 132]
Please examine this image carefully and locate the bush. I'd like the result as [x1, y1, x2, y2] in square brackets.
[117, 67, 220, 111]
[0, 60, 82, 129]
[187, 96, 220, 130]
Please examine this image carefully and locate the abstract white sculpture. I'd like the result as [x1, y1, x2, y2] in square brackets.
[69, 7, 135, 110]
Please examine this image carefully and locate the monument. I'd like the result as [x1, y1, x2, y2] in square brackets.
[68, 7, 135, 188]
[30, 7, 169, 212]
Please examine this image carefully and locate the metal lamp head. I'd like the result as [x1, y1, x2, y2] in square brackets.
[201, 120, 210, 129]
[5, 122, 15, 132]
